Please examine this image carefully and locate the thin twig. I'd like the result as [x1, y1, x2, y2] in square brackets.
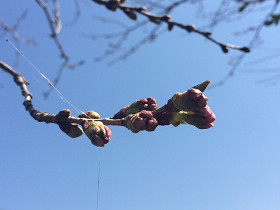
[210, 0, 280, 88]
[66, 0, 81, 25]
[36, 0, 86, 98]
[0, 10, 35, 44]
[92, 0, 250, 53]
[35, 0, 68, 60]
[0, 60, 124, 126]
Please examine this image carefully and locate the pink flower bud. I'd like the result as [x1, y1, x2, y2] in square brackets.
[172, 88, 208, 111]
[146, 118, 158, 131]
[113, 97, 157, 119]
[83, 121, 112, 147]
[194, 106, 213, 118]
[132, 117, 146, 131]
[139, 110, 153, 119]
[185, 113, 215, 129]
[147, 97, 156, 105]
[126, 110, 158, 133]
[147, 103, 157, 111]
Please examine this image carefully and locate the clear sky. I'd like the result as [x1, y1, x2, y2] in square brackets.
[1, 1, 280, 210]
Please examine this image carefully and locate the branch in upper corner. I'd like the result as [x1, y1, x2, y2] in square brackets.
[210, 0, 280, 88]
[0, 10, 36, 66]
[91, 0, 250, 54]
[36, 0, 67, 60]
[1, 60, 215, 147]
[0, 10, 36, 45]
[35, 0, 85, 98]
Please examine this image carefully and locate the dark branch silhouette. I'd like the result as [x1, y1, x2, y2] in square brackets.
[91, 0, 250, 54]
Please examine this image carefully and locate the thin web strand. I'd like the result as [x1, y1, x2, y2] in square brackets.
[6, 38, 85, 116]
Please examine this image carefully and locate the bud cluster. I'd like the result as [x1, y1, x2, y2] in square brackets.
[126, 110, 158, 133]
[56, 109, 84, 138]
[113, 97, 157, 119]
[153, 81, 215, 129]
[54, 80, 215, 147]
[83, 121, 112, 147]
[55, 109, 113, 147]
[168, 87, 216, 129]
[172, 88, 208, 111]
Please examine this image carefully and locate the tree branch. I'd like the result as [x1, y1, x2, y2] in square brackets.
[210, 0, 280, 88]
[36, 0, 67, 60]
[92, 0, 250, 53]
[0, 60, 122, 126]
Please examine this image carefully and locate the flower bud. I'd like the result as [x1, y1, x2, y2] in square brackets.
[168, 22, 174, 31]
[78, 111, 100, 119]
[185, 114, 215, 129]
[123, 8, 137, 20]
[83, 121, 112, 147]
[170, 106, 216, 129]
[240, 47, 250, 53]
[106, 1, 118, 11]
[126, 110, 158, 133]
[221, 45, 229, 53]
[56, 109, 71, 120]
[58, 123, 84, 138]
[139, 110, 153, 119]
[126, 115, 141, 133]
[147, 97, 157, 111]
[193, 106, 214, 118]
[172, 88, 208, 111]
[146, 118, 158, 131]
[154, 110, 172, 125]
[132, 117, 146, 131]
[185, 24, 195, 32]
[113, 97, 157, 119]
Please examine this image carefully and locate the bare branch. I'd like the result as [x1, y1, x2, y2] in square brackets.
[53, 0, 62, 35]
[210, 0, 280, 88]
[91, 0, 250, 53]
[164, 0, 188, 13]
[92, 14, 129, 28]
[0, 10, 35, 44]
[35, 0, 67, 60]
[35, 0, 86, 98]
[66, 0, 81, 25]
[107, 25, 164, 66]
[0, 60, 123, 126]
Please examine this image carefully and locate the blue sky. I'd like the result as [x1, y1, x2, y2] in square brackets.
[1, 0, 280, 210]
